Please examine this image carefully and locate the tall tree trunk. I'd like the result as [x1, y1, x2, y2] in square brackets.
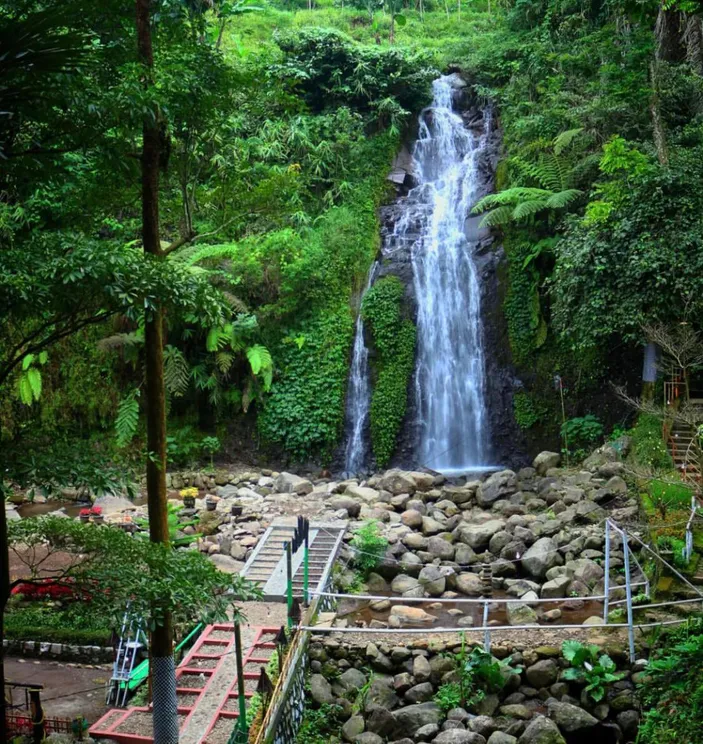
[649, 61, 669, 167]
[135, 2, 177, 744]
[1, 488, 9, 744]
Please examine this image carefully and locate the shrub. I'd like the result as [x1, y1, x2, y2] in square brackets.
[561, 640, 624, 702]
[350, 520, 388, 576]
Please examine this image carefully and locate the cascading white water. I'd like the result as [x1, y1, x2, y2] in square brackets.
[343, 263, 378, 474]
[403, 75, 491, 473]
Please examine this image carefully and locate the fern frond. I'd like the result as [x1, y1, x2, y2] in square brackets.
[512, 199, 549, 221]
[246, 344, 272, 375]
[181, 243, 241, 267]
[216, 351, 235, 374]
[478, 206, 516, 227]
[163, 345, 191, 397]
[533, 155, 563, 192]
[544, 189, 582, 209]
[222, 291, 249, 314]
[472, 188, 551, 212]
[553, 127, 584, 156]
[116, 390, 140, 448]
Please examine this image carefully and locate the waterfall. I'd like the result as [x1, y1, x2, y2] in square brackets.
[411, 75, 491, 473]
[343, 262, 378, 474]
[343, 74, 495, 475]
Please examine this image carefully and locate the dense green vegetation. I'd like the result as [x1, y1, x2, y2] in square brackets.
[361, 276, 416, 466]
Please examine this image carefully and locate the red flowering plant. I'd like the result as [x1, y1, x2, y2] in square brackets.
[79, 508, 92, 517]
[90, 505, 102, 516]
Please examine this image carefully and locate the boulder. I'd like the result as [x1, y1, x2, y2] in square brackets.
[338, 668, 368, 693]
[521, 538, 560, 579]
[487, 734, 517, 744]
[356, 734, 383, 744]
[391, 575, 424, 597]
[616, 710, 639, 739]
[310, 674, 335, 705]
[499, 705, 532, 720]
[415, 724, 440, 741]
[525, 660, 558, 688]
[328, 496, 361, 517]
[540, 577, 570, 599]
[392, 703, 442, 734]
[428, 536, 456, 560]
[456, 572, 484, 596]
[533, 452, 560, 476]
[402, 510, 424, 528]
[507, 602, 538, 626]
[381, 470, 417, 495]
[364, 679, 399, 712]
[366, 708, 398, 738]
[342, 716, 365, 743]
[410, 472, 436, 491]
[517, 716, 566, 744]
[389, 605, 438, 627]
[418, 566, 448, 596]
[413, 655, 431, 682]
[477, 471, 518, 508]
[273, 472, 313, 495]
[405, 682, 435, 703]
[434, 731, 486, 744]
[460, 520, 506, 550]
[568, 558, 604, 586]
[346, 485, 381, 503]
[422, 517, 445, 535]
[547, 701, 598, 732]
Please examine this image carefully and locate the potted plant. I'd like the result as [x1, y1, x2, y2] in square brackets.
[90, 505, 104, 524]
[205, 495, 217, 511]
[180, 487, 198, 509]
[79, 508, 91, 523]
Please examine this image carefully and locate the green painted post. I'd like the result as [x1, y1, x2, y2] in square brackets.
[286, 541, 293, 628]
[303, 530, 309, 607]
[234, 621, 248, 739]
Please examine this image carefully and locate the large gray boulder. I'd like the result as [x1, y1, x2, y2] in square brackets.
[434, 731, 486, 744]
[418, 565, 448, 596]
[487, 734, 517, 744]
[364, 678, 399, 712]
[427, 536, 456, 560]
[392, 703, 442, 734]
[346, 485, 381, 503]
[521, 537, 561, 579]
[391, 574, 424, 597]
[310, 674, 335, 705]
[518, 716, 566, 744]
[459, 520, 506, 550]
[525, 660, 558, 688]
[273, 472, 313, 495]
[532, 452, 561, 475]
[381, 470, 417, 495]
[338, 668, 367, 694]
[507, 602, 538, 626]
[476, 471, 518, 508]
[342, 716, 365, 743]
[547, 701, 598, 733]
[456, 572, 484, 596]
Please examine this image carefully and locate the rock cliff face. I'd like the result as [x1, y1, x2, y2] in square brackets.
[377, 80, 527, 471]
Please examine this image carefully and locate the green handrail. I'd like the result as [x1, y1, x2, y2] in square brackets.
[122, 623, 205, 693]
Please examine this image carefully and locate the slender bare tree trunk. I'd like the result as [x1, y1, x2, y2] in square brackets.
[1, 488, 9, 744]
[135, 2, 177, 743]
[649, 61, 669, 167]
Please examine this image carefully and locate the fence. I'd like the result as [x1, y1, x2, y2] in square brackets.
[301, 518, 703, 663]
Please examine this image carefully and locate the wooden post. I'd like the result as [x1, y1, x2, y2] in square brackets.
[29, 687, 45, 744]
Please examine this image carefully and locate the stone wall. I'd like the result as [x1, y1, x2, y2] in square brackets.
[3, 638, 112, 664]
[307, 637, 642, 744]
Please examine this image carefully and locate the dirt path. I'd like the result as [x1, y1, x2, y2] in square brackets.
[4, 657, 111, 723]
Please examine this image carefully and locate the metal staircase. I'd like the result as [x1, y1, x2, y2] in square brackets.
[106, 608, 147, 707]
[241, 519, 346, 601]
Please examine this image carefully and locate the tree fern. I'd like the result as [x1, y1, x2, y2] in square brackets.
[164, 345, 191, 397]
[116, 390, 140, 448]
